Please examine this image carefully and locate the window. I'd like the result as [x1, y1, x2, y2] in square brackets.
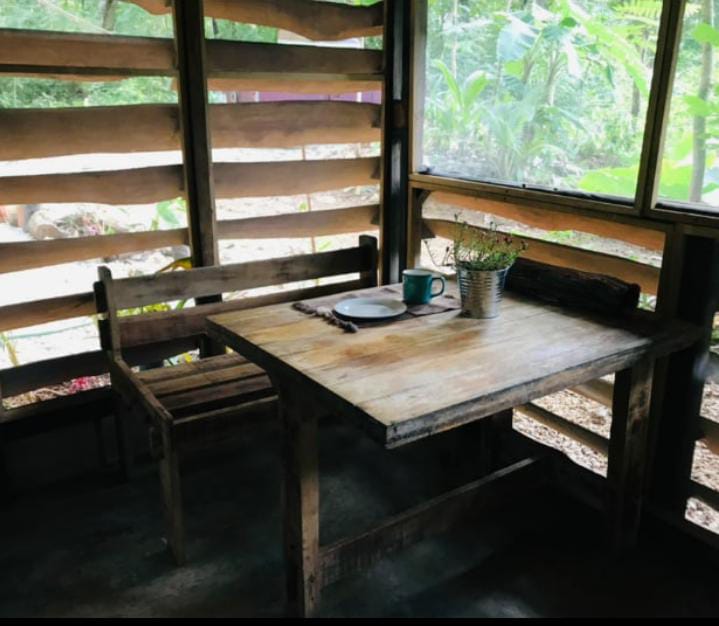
[421, 0, 661, 199]
[658, 0, 719, 215]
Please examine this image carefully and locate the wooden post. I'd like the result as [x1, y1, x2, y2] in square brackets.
[649, 233, 719, 513]
[607, 358, 654, 550]
[159, 420, 186, 565]
[172, 0, 223, 356]
[279, 379, 321, 618]
[380, 0, 411, 284]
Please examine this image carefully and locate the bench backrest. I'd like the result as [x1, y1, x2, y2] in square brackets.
[95, 235, 378, 357]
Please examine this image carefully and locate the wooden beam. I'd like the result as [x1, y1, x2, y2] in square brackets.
[380, 0, 411, 284]
[0, 157, 380, 205]
[0, 103, 380, 160]
[516, 403, 609, 456]
[424, 218, 661, 294]
[0, 293, 95, 333]
[107, 244, 376, 310]
[0, 229, 188, 275]
[0, 29, 383, 92]
[320, 457, 545, 588]
[689, 480, 719, 511]
[126, 0, 384, 42]
[218, 205, 378, 240]
[431, 191, 665, 251]
[699, 416, 719, 455]
[113, 279, 369, 349]
[173, 0, 218, 272]
[572, 378, 613, 407]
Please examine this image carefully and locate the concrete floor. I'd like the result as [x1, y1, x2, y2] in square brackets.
[0, 416, 717, 618]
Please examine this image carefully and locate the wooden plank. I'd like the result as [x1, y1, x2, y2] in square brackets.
[424, 218, 661, 294]
[0, 293, 95, 333]
[432, 191, 665, 251]
[0, 338, 197, 398]
[173, 0, 218, 271]
[516, 403, 609, 456]
[127, 0, 384, 41]
[0, 229, 188, 275]
[0, 158, 379, 206]
[0, 29, 382, 88]
[689, 480, 719, 511]
[607, 358, 654, 549]
[110, 245, 376, 310]
[380, 0, 411, 284]
[218, 205, 378, 240]
[699, 416, 719, 455]
[0, 103, 380, 160]
[147, 362, 265, 397]
[162, 374, 273, 412]
[278, 379, 321, 618]
[115, 278, 369, 348]
[572, 378, 613, 407]
[320, 457, 545, 587]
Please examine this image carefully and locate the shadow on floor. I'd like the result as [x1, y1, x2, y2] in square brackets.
[0, 416, 716, 617]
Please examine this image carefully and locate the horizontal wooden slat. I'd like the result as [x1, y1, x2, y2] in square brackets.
[517, 403, 609, 456]
[109, 245, 375, 310]
[424, 218, 661, 294]
[689, 480, 719, 511]
[0, 29, 383, 92]
[0, 293, 95, 333]
[0, 229, 188, 275]
[127, 0, 384, 41]
[218, 204, 379, 240]
[572, 378, 614, 407]
[320, 457, 545, 587]
[0, 157, 379, 206]
[0, 338, 198, 398]
[700, 416, 719, 455]
[114, 278, 369, 349]
[0, 102, 381, 160]
[432, 191, 666, 252]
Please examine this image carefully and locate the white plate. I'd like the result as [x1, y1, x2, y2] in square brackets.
[334, 297, 407, 320]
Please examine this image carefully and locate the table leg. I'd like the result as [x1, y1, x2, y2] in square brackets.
[279, 382, 321, 618]
[607, 357, 654, 550]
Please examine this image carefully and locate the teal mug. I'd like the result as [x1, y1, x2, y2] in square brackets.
[402, 269, 446, 305]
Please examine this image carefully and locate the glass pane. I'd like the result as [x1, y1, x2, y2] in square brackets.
[659, 0, 719, 215]
[422, 0, 661, 198]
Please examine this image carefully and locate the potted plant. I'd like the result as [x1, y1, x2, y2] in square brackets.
[452, 219, 527, 319]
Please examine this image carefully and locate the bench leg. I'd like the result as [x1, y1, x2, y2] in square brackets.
[159, 423, 186, 566]
[607, 358, 654, 550]
[279, 383, 320, 618]
[114, 397, 136, 481]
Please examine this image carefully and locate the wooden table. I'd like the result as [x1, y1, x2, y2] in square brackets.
[207, 284, 698, 617]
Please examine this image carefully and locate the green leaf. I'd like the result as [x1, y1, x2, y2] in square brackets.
[496, 15, 537, 62]
[578, 166, 638, 197]
[504, 59, 524, 78]
[692, 22, 719, 46]
[684, 95, 714, 117]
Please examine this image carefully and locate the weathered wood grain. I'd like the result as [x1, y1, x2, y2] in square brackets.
[0, 293, 96, 333]
[127, 0, 384, 41]
[207, 284, 699, 448]
[0, 158, 379, 206]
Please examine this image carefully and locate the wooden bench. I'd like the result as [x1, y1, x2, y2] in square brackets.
[94, 236, 378, 564]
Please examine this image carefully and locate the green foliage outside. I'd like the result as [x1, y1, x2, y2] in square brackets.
[424, 0, 719, 210]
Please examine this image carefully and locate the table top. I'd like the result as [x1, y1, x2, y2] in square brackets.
[207, 283, 698, 448]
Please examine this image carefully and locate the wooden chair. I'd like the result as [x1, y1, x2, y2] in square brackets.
[94, 236, 378, 564]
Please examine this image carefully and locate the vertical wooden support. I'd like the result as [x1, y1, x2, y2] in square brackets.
[172, 0, 223, 357]
[607, 358, 654, 550]
[159, 421, 186, 565]
[380, 0, 411, 284]
[359, 235, 379, 287]
[409, 0, 427, 175]
[407, 188, 429, 269]
[279, 380, 320, 618]
[649, 234, 719, 513]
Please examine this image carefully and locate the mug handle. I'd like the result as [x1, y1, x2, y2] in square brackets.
[431, 275, 446, 298]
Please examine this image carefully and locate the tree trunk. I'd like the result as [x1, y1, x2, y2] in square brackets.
[690, 0, 714, 203]
[101, 0, 119, 32]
